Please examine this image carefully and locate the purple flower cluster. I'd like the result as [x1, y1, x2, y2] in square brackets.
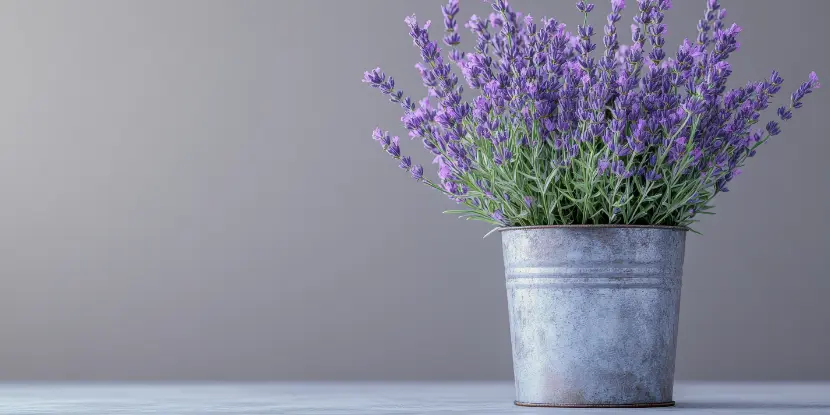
[362, 0, 820, 227]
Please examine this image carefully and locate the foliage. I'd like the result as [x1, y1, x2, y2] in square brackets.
[363, 0, 820, 228]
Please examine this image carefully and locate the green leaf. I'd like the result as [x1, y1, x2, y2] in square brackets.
[465, 216, 503, 226]
[634, 178, 645, 195]
[443, 210, 475, 215]
[516, 170, 540, 181]
[631, 211, 649, 221]
[542, 168, 558, 194]
[560, 192, 580, 203]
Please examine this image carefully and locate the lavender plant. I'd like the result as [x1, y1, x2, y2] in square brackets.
[363, 0, 820, 228]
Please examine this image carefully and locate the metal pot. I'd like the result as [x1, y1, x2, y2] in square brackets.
[501, 225, 686, 408]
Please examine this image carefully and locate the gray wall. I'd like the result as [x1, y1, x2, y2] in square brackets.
[0, 0, 827, 381]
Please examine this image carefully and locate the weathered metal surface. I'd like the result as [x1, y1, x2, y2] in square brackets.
[514, 400, 676, 408]
[500, 225, 686, 407]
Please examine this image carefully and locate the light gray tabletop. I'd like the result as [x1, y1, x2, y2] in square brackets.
[0, 382, 828, 414]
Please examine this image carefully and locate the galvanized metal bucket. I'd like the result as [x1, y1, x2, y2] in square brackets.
[500, 225, 686, 408]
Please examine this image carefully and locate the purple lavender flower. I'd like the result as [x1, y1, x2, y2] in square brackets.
[810, 71, 821, 88]
[696, 0, 720, 47]
[436, 156, 452, 180]
[371, 127, 384, 141]
[491, 0, 508, 13]
[645, 169, 662, 181]
[769, 70, 784, 94]
[411, 164, 424, 180]
[598, 157, 611, 175]
[610, 159, 630, 177]
[493, 147, 512, 165]
[603, 0, 625, 73]
[374, 129, 391, 147]
[777, 106, 792, 121]
[711, 23, 741, 63]
[791, 72, 821, 109]
[682, 96, 706, 114]
[491, 209, 508, 224]
[363, 67, 414, 111]
[363, 67, 384, 86]
[362, 1, 821, 228]
[576, 1, 595, 13]
[386, 136, 401, 157]
[442, 0, 461, 48]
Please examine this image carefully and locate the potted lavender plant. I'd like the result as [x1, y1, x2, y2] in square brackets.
[362, 0, 820, 408]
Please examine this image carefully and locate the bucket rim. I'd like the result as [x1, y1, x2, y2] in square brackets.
[498, 224, 688, 232]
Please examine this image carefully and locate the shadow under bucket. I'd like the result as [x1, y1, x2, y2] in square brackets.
[500, 225, 686, 407]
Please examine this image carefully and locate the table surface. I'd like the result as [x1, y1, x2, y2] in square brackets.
[0, 382, 828, 414]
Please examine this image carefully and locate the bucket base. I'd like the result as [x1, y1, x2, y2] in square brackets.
[514, 400, 676, 408]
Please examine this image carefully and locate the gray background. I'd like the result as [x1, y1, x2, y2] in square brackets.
[0, 0, 827, 381]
